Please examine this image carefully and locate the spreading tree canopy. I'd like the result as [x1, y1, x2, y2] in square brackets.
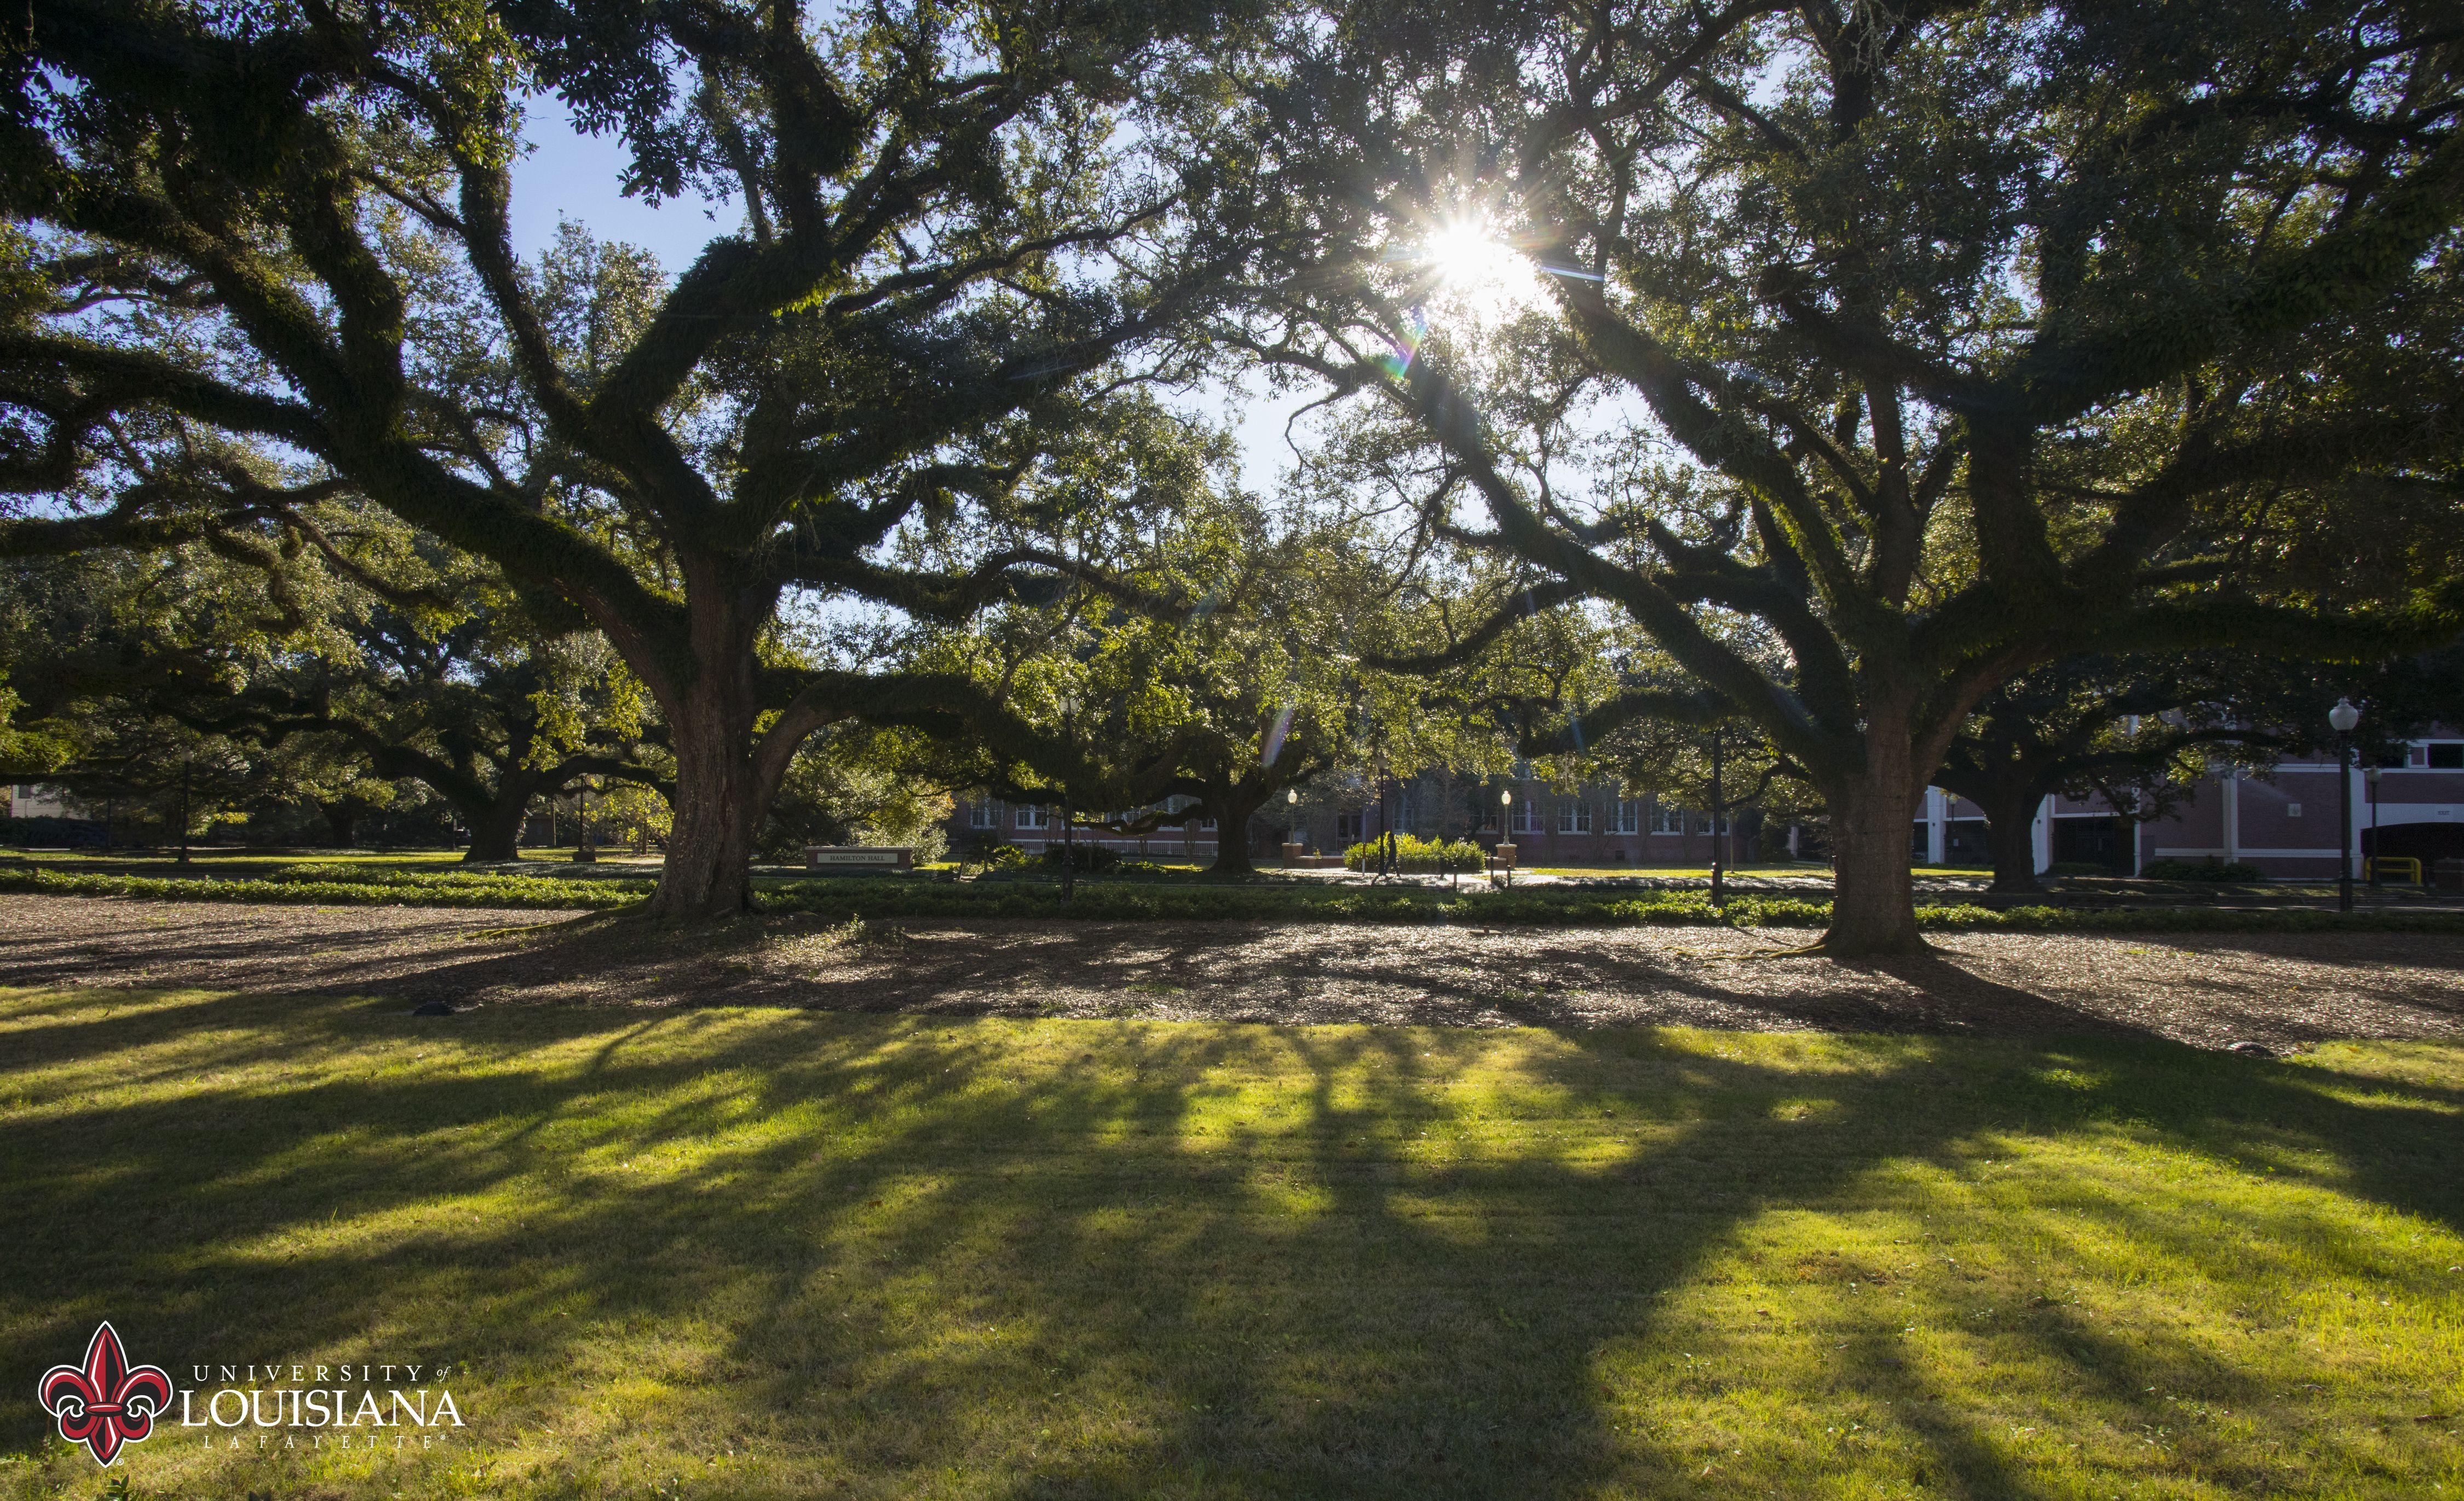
[1218, 0, 2464, 950]
[0, 0, 1249, 915]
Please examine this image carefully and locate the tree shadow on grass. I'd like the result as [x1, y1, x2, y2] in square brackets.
[0, 987, 2456, 1498]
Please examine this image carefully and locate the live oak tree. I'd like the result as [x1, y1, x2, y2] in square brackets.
[211, 592, 671, 863]
[0, 0, 1249, 916]
[1217, 0, 2464, 951]
[1932, 657, 2273, 892]
[0, 497, 379, 815]
[924, 489, 1366, 874]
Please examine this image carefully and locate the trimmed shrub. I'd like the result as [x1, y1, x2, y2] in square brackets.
[1342, 833, 1487, 873]
[1037, 843, 1121, 874]
[0, 815, 107, 847]
[2141, 858, 2268, 882]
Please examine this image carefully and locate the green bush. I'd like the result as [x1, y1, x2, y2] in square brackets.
[2141, 858, 2268, 882]
[1341, 833, 1487, 873]
[2045, 861, 2111, 877]
[1037, 843, 1121, 873]
[966, 841, 1029, 872]
[0, 866, 647, 909]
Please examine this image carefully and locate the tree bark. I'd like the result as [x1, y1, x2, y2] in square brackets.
[652, 684, 762, 919]
[1982, 784, 2047, 893]
[319, 803, 358, 847]
[1822, 754, 1928, 956]
[638, 580, 794, 921]
[461, 792, 529, 864]
[1206, 816, 1256, 874]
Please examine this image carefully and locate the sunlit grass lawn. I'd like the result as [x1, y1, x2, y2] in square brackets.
[2, 988, 2458, 1500]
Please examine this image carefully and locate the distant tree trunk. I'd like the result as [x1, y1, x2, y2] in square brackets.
[462, 792, 529, 864]
[319, 803, 358, 847]
[1206, 789, 1270, 875]
[1981, 786, 2048, 894]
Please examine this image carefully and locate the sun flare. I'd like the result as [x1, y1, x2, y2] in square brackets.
[1421, 217, 1546, 321]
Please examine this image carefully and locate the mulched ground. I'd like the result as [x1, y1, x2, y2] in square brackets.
[4, 894, 2460, 1050]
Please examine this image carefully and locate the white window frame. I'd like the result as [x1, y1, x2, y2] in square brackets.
[1611, 799, 1640, 835]
[1558, 802, 1592, 834]
[968, 800, 998, 829]
[1015, 806, 1048, 830]
[1511, 801, 1538, 835]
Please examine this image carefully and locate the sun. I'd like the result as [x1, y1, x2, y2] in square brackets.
[1421, 217, 1546, 322]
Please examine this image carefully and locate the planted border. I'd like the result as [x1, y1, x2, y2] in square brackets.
[8, 866, 2464, 933]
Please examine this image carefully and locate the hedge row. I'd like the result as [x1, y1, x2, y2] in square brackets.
[1341, 834, 1486, 874]
[0, 868, 645, 909]
[10, 865, 2464, 933]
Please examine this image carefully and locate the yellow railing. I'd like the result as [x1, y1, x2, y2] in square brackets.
[2367, 856, 2422, 884]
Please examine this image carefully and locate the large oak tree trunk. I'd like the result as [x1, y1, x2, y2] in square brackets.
[652, 682, 763, 920]
[638, 579, 791, 922]
[1982, 785, 2047, 893]
[460, 792, 529, 864]
[1822, 730, 1928, 955]
[1207, 794, 1265, 875]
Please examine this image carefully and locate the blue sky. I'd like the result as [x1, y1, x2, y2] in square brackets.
[507, 96, 744, 270]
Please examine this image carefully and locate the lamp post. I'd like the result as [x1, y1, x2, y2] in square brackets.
[176, 754, 192, 867]
[2365, 763, 2382, 887]
[1060, 694, 1078, 906]
[1499, 788, 1513, 888]
[573, 781, 597, 863]
[1375, 750, 1390, 880]
[2330, 697, 2360, 912]
[1708, 726, 1724, 907]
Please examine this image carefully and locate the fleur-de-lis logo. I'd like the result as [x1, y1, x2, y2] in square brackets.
[39, 1322, 173, 1467]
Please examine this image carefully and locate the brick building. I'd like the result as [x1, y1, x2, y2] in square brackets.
[948, 728, 2464, 879]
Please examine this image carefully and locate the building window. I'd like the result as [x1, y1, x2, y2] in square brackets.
[1336, 810, 1365, 843]
[2431, 743, 2464, 769]
[1558, 801, 1591, 834]
[1651, 804, 1687, 835]
[1611, 799, 1640, 834]
[1511, 801, 1538, 835]
[1016, 806, 1048, 830]
[1479, 806, 1499, 833]
[1199, 817, 1217, 831]
[968, 800, 998, 829]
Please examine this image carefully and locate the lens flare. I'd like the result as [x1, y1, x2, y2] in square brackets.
[1421, 217, 1545, 321]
